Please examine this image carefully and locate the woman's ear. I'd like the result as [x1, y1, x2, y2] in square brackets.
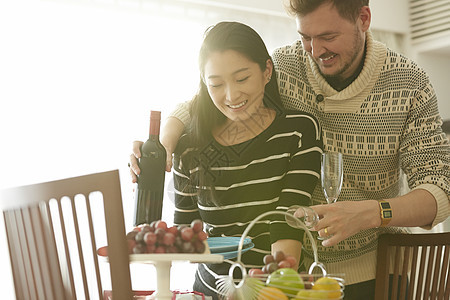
[264, 59, 273, 84]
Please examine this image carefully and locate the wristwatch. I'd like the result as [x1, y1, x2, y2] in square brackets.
[378, 200, 392, 227]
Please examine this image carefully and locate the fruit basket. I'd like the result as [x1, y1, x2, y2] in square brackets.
[215, 210, 345, 300]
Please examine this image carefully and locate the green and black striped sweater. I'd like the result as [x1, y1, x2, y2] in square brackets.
[173, 110, 322, 296]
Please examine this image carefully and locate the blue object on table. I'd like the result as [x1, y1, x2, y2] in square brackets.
[207, 237, 254, 259]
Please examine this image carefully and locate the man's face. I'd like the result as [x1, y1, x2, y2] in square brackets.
[295, 2, 369, 83]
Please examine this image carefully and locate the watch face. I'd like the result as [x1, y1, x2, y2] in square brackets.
[383, 210, 393, 218]
[380, 202, 391, 209]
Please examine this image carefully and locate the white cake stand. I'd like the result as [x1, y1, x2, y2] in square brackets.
[128, 252, 223, 300]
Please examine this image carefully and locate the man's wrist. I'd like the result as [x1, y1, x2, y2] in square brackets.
[377, 200, 392, 227]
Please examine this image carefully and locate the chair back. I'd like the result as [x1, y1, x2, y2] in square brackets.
[0, 170, 133, 300]
[374, 232, 450, 300]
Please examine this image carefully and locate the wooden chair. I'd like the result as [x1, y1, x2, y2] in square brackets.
[374, 232, 450, 300]
[0, 170, 133, 300]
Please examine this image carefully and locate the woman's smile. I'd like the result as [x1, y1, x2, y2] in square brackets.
[227, 100, 248, 110]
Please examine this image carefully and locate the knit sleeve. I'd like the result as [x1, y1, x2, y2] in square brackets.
[400, 76, 450, 228]
[168, 101, 192, 127]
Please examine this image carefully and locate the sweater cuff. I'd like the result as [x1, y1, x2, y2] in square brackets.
[412, 184, 450, 229]
[168, 101, 191, 126]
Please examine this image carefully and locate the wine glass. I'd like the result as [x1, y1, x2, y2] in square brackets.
[321, 152, 343, 204]
[285, 205, 319, 229]
[318, 152, 343, 240]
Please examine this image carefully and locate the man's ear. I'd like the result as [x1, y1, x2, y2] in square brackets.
[359, 6, 371, 32]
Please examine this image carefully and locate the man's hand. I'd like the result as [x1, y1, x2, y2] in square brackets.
[310, 200, 379, 247]
[129, 141, 144, 183]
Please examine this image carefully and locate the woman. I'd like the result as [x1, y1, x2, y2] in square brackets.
[172, 21, 324, 299]
[132, 22, 322, 299]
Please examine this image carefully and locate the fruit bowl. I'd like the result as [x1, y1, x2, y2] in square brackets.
[98, 220, 224, 300]
[215, 210, 345, 300]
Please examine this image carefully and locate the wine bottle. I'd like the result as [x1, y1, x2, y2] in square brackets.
[134, 110, 167, 226]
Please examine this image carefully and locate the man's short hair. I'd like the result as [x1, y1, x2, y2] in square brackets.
[285, 0, 369, 22]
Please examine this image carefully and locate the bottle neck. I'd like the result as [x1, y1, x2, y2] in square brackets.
[149, 119, 160, 137]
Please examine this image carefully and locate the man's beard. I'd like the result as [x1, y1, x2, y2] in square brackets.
[321, 28, 364, 85]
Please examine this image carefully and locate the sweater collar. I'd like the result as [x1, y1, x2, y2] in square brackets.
[306, 31, 387, 101]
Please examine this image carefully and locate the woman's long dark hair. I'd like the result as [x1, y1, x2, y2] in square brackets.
[185, 22, 284, 206]
[189, 21, 283, 147]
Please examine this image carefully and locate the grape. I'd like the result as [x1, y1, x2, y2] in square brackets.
[249, 268, 265, 277]
[155, 246, 166, 253]
[144, 232, 157, 245]
[260, 250, 299, 275]
[141, 224, 152, 233]
[155, 228, 166, 241]
[146, 244, 156, 253]
[155, 220, 168, 230]
[181, 227, 194, 241]
[124, 219, 209, 254]
[135, 231, 145, 243]
[285, 256, 297, 267]
[174, 236, 183, 248]
[263, 254, 274, 265]
[163, 232, 176, 246]
[196, 231, 208, 241]
[133, 243, 146, 254]
[299, 271, 314, 289]
[177, 224, 187, 232]
[166, 245, 178, 253]
[181, 241, 195, 253]
[273, 251, 285, 262]
[127, 240, 136, 253]
[191, 219, 203, 233]
[277, 260, 292, 269]
[167, 226, 178, 235]
[126, 231, 138, 240]
[193, 240, 205, 253]
[149, 221, 158, 229]
[266, 262, 278, 273]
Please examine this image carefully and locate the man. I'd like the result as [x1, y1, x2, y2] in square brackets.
[269, 1, 449, 298]
[130, 1, 449, 298]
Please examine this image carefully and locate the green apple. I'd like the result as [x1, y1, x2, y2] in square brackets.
[266, 268, 304, 297]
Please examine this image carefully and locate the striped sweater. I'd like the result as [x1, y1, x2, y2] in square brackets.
[171, 31, 450, 286]
[173, 111, 322, 296]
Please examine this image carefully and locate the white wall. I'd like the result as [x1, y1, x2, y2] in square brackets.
[370, 0, 410, 33]
[416, 53, 450, 121]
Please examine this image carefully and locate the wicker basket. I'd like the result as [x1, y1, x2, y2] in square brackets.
[215, 210, 345, 300]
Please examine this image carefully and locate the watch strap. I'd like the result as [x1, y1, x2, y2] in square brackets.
[378, 200, 392, 227]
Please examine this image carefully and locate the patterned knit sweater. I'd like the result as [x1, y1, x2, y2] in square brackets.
[171, 32, 450, 285]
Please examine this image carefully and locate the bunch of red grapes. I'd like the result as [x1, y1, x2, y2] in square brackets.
[249, 250, 298, 277]
[126, 219, 208, 254]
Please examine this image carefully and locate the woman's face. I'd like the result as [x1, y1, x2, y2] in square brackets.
[203, 50, 271, 123]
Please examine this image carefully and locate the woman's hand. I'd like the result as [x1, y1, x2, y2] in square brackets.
[130, 116, 185, 183]
[129, 139, 176, 183]
[310, 200, 380, 247]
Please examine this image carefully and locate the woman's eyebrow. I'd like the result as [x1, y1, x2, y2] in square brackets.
[207, 67, 250, 79]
